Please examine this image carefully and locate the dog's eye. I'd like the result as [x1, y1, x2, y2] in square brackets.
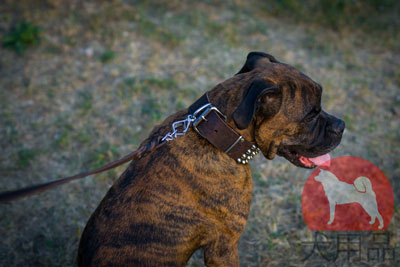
[303, 108, 321, 123]
[304, 116, 315, 123]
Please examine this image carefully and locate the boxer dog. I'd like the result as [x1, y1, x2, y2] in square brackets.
[78, 52, 344, 266]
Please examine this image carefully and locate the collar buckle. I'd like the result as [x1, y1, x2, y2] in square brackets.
[192, 105, 226, 137]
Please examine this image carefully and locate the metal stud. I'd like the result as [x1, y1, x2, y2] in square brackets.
[252, 145, 257, 150]
[247, 155, 251, 160]
[252, 151, 256, 156]
[247, 149, 251, 154]
[242, 160, 246, 165]
[242, 154, 246, 159]
[237, 158, 241, 163]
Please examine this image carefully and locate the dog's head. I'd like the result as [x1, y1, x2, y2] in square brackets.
[213, 52, 344, 169]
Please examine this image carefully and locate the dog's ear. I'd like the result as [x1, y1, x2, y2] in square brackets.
[232, 79, 280, 130]
[236, 52, 279, 75]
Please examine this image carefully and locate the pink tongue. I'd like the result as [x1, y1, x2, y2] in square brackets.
[309, 153, 331, 166]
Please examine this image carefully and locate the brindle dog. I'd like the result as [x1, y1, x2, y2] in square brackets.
[78, 52, 344, 266]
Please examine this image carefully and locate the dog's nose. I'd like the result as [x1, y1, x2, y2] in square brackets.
[327, 119, 345, 136]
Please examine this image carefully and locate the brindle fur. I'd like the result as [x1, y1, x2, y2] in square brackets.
[78, 52, 344, 266]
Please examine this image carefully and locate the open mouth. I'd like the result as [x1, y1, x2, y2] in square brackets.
[277, 146, 331, 169]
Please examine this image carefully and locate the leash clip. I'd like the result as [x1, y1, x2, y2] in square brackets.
[161, 115, 196, 142]
[161, 103, 226, 142]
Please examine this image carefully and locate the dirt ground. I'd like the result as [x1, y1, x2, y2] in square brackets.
[0, 0, 399, 266]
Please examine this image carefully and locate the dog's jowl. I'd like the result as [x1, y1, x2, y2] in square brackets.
[78, 52, 344, 266]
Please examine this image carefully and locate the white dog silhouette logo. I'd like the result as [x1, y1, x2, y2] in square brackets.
[314, 169, 384, 229]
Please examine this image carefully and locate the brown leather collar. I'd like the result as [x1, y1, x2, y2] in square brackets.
[188, 92, 260, 164]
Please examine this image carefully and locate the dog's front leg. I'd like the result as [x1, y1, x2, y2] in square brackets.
[328, 201, 336, 224]
[204, 239, 239, 267]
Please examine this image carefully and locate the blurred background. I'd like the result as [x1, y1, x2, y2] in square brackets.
[0, 0, 399, 266]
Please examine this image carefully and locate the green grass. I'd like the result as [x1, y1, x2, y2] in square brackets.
[16, 149, 36, 168]
[258, 0, 400, 34]
[1, 110, 19, 145]
[301, 31, 332, 55]
[54, 130, 69, 148]
[86, 143, 119, 169]
[141, 97, 163, 122]
[2, 21, 42, 54]
[138, 20, 181, 47]
[53, 116, 74, 148]
[99, 49, 117, 63]
[77, 91, 93, 114]
[143, 77, 178, 89]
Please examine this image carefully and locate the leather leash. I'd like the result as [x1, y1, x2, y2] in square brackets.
[0, 137, 165, 203]
[0, 92, 259, 203]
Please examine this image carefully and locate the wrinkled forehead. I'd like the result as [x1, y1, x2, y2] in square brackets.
[261, 62, 322, 88]
[262, 63, 323, 117]
[284, 75, 322, 106]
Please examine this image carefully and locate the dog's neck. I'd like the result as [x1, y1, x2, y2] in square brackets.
[188, 91, 259, 164]
[207, 80, 258, 143]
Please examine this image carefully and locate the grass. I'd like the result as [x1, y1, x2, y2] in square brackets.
[16, 149, 36, 168]
[85, 142, 119, 169]
[256, 0, 400, 51]
[136, 16, 181, 47]
[258, 0, 400, 32]
[141, 97, 163, 122]
[0, 0, 399, 266]
[99, 49, 117, 63]
[2, 21, 42, 54]
[76, 91, 93, 114]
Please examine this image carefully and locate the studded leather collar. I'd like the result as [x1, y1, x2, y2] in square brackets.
[188, 92, 260, 164]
